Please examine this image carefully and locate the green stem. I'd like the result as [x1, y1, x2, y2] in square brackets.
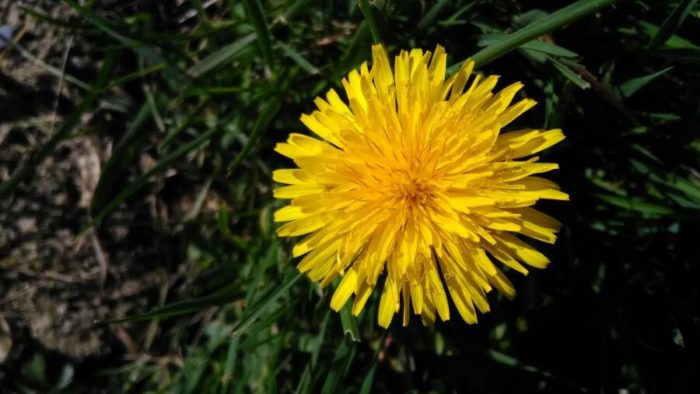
[465, 0, 618, 69]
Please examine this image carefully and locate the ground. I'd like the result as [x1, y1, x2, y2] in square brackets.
[0, 1, 176, 388]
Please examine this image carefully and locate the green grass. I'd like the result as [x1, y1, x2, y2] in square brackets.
[2, 0, 700, 392]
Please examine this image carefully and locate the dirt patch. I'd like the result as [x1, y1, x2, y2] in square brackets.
[0, 132, 167, 359]
[0, 0, 168, 379]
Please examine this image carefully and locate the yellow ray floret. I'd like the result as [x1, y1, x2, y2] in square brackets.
[273, 44, 569, 328]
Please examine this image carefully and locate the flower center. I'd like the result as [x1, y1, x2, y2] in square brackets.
[394, 172, 436, 208]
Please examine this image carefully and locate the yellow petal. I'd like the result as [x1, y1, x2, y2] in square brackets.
[497, 129, 565, 158]
[273, 184, 325, 199]
[497, 98, 537, 127]
[330, 268, 358, 311]
[274, 205, 308, 222]
[378, 278, 398, 328]
[495, 233, 550, 268]
[352, 279, 373, 316]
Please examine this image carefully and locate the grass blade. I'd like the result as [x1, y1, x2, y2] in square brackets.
[339, 304, 360, 342]
[478, 34, 580, 58]
[648, 0, 699, 50]
[103, 63, 166, 91]
[418, 0, 450, 30]
[85, 125, 220, 230]
[188, 34, 256, 78]
[104, 282, 243, 323]
[618, 67, 673, 98]
[439, 3, 476, 27]
[549, 56, 590, 89]
[242, 0, 275, 70]
[358, 0, 382, 44]
[278, 42, 320, 75]
[219, 337, 240, 394]
[63, 0, 169, 69]
[161, 99, 209, 149]
[320, 338, 356, 394]
[231, 270, 303, 337]
[597, 194, 674, 216]
[226, 98, 281, 176]
[8, 40, 89, 90]
[333, 22, 372, 80]
[90, 102, 152, 213]
[359, 363, 377, 394]
[457, 0, 618, 69]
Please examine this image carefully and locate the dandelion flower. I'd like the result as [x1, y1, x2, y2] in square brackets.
[273, 44, 568, 328]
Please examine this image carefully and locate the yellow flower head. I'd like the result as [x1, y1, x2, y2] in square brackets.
[273, 44, 568, 328]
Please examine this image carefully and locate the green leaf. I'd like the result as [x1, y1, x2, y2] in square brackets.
[219, 337, 240, 394]
[103, 62, 166, 91]
[672, 178, 700, 203]
[320, 338, 357, 394]
[161, 99, 209, 149]
[438, 3, 476, 27]
[488, 349, 565, 380]
[619, 67, 673, 98]
[418, 0, 449, 30]
[182, 352, 208, 394]
[295, 364, 313, 394]
[630, 159, 700, 205]
[454, 0, 618, 70]
[359, 362, 378, 394]
[549, 56, 591, 89]
[242, 0, 275, 70]
[311, 311, 331, 368]
[651, 47, 700, 63]
[648, 0, 699, 49]
[21, 353, 47, 386]
[597, 194, 675, 216]
[63, 0, 173, 71]
[488, 349, 518, 367]
[227, 98, 281, 176]
[187, 34, 256, 78]
[277, 42, 320, 75]
[105, 282, 243, 323]
[191, 263, 241, 297]
[358, 0, 382, 44]
[589, 176, 628, 197]
[339, 303, 361, 342]
[478, 34, 580, 58]
[231, 270, 303, 337]
[639, 21, 699, 49]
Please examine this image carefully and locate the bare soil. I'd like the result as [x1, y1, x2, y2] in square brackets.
[0, 1, 175, 387]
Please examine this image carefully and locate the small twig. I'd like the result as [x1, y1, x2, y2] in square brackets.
[90, 229, 110, 288]
[49, 35, 74, 135]
[0, 286, 36, 306]
[562, 58, 641, 126]
[115, 325, 139, 355]
[12, 267, 90, 284]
